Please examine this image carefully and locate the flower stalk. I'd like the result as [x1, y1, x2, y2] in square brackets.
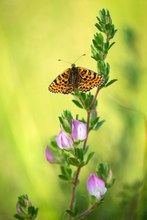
[14, 8, 117, 220]
[67, 8, 117, 219]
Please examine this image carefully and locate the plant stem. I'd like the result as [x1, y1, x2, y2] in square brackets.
[90, 87, 100, 110]
[68, 87, 100, 218]
[69, 166, 81, 212]
[69, 112, 91, 216]
[76, 202, 98, 219]
[83, 110, 91, 150]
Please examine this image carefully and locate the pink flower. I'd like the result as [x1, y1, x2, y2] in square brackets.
[45, 146, 55, 163]
[72, 119, 87, 142]
[56, 130, 73, 149]
[16, 203, 23, 214]
[87, 173, 107, 200]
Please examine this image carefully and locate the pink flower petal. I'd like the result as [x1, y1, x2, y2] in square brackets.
[45, 146, 55, 163]
[72, 119, 87, 141]
[87, 173, 107, 200]
[56, 130, 73, 149]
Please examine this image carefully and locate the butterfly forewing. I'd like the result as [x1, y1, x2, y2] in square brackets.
[48, 68, 74, 94]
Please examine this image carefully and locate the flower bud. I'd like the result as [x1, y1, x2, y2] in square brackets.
[72, 119, 87, 142]
[45, 146, 55, 163]
[56, 130, 73, 149]
[87, 173, 107, 200]
[15, 195, 38, 219]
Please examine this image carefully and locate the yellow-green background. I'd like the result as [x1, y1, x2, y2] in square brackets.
[0, 0, 147, 219]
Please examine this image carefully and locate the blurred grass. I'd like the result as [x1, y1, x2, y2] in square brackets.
[0, 0, 147, 219]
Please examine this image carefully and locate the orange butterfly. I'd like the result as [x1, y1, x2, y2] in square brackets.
[48, 64, 104, 94]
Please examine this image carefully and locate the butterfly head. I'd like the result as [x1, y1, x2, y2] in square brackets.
[71, 63, 76, 68]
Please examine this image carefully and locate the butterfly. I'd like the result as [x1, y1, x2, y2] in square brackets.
[48, 64, 104, 94]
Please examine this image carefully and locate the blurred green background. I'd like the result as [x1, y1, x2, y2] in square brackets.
[0, 0, 147, 219]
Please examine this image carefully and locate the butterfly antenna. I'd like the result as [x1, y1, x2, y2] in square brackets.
[58, 54, 86, 65]
[58, 59, 72, 64]
[74, 54, 86, 64]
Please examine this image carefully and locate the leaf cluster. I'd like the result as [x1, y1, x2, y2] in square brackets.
[58, 147, 95, 182]
[72, 91, 94, 111]
[59, 110, 73, 134]
[91, 8, 117, 87]
[96, 162, 115, 188]
[14, 195, 38, 220]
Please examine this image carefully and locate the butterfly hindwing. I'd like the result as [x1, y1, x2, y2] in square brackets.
[77, 67, 104, 91]
[48, 68, 74, 94]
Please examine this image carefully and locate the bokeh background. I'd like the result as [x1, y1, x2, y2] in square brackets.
[0, 0, 147, 219]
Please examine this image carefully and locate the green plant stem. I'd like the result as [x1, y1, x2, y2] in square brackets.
[68, 87, 100, 218]
[76, 202, 98, 219]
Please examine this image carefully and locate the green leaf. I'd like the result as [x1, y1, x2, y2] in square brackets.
[60, 166, 72, 178]
[14, 214, 24, 220]
[72, 100, 83, 109]
[76, 148, 84, 161]
[79, 92, 86, 100]
[86, 152, 95, 164]
[109, 42, 116, 49]
[105, 79, 117, 87]
[58, 174, 69, 181]
[63, 110, 73, 122]
[94, 119, 105, 130]
[89, 116, 99, 130]
[68, 157, 79, 167]
[105, 62, 110, 75]
[28, 207, 38, 219]
[50, 136, 59, 149]
[96, 162, 110, 180]
[95, 23, 102, 31]
[58, 116, 71, 133]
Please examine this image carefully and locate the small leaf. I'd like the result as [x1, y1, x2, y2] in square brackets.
[95, 23, 102, 31]
[60, 166, 72, 178]
[105, 79, 117, 87]
[63, 110, 73, 122]
[58, 174, 69, 181]
[68, 157, 79, 166]
[96, 162, 110, 180]
[14, 214, 24, 220]
[94, 120, 105, 130]
[50, 136, 59, 149]
[76, 148, 84, 161]
[86, 152, 95, 164]
[90, 116, 99, 130]
[72, 100, 83, 109]
[109, 42, 116, 49]
[28, 207, 38, 218]
[58, 116, 71, 133]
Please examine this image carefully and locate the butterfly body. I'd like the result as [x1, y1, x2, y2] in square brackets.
[48, 64, 104, 94]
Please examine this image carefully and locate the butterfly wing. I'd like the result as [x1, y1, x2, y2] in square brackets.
[48, 68, 73, 94]
[77, 67, 104, 92]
